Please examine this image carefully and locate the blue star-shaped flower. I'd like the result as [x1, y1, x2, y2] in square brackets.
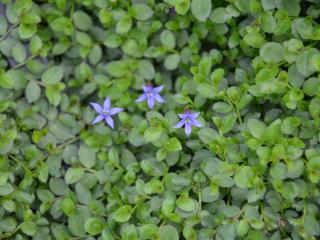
[135, 85, 164, 109]
[90, 97, 123, 128]
[174, 109, 202, 136]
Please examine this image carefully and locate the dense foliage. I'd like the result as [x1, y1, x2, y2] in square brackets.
[1, 0, 320, 239]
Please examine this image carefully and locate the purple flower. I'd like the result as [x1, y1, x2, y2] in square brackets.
[136, 85, 164, 109]
[174, 109, 203, 136]
[90, 97, 123, 128]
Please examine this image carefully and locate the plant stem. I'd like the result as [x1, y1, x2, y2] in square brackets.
[235, 105, 243, 124]
[12, 55, 37, 70]
[38, 135, 80, 163]
[9, 155, 30, 173]
[55, 136, 80, 151]
[0, 22, 19, 43]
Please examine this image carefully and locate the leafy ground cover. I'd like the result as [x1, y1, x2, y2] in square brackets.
[1, 0, 320, 239]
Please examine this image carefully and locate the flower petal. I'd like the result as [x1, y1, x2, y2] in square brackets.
[105, 116, 114, 129]
[147, 95, 155, 109]
[109, 107, 123, 115]
[103, 97, 111, 110]
[154, 93, 164, 103]
[191, 119, 203, 128]
[185, 122, 192, 136]
[190, 112, 200, 119]
[135, 93, 147, 103]
[143, 85, 152, 92]
[153, 85, 164, 92]
[92, 115, 104, 124]
[90, 102, 103, 113]
[174, 119, 185, 128]
[178, 114, 186, 119]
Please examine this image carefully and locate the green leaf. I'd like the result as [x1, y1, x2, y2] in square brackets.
[199, 56, 212, 77]
[304, 214, 320, 236]
[50, 17, 73, 35]
[234, 0, 251, 12]
[210, 7, 232, 23]
[49, 121, 74, 141]
[244, 32, 266, 48]
[13, 0, 32, 14]
[84, 218, 104, 236]
[260, 42, 285, 63]
[310, 53, 320, 72]
[270, 162, 287, 180]
[198, 128, 219, 144]
[307, 157, 320, 183]
[114, 205, 133, 222]
[144, 179, 164, 194]
[196, 83, 216, 99]
[237, 220, 249, 236]
[296, 49, 318, 76]
[176, 193, 196, 212]
[164, 54, 180, 70]
[76, 31, 92, 47]
[174, 0, 190, 15]
[303, 77, 320, 97]
[121, 39, 141, 57]
[121, 225, 138, 240]
[191, 0, 212, 21]
[160, 30, 176, 49]
[247, 119, 267, 139]
[26, 81, 41, 103]
[41, 66, 64, 84]
[79, 145, 96, 168]
[234, 166, 255, 188]
[0, 183, 14, 196]
[21, 222, 37, 236]
[106, 59, 135, 77]
[68, 214, 86, 237]
[108, 147, 119, 165]
[89, 45, 102, 65]
[29, 35, 43, 55]
[0, 72, 13, 89]
[116, 15, 132, 34]
[60, 198, 76, 216]
[138, 60, 155, 80]
[260, 12, 276, 33]
[159, 225, 179, 240]
[144, 127, 163, 142]
[36, 189, 55, 202]
[164, 138, 182, 152]
[262, 119, 282, 144]
[212, 102, 233, 114]
[11, 42, 26, 63]
[216, 224, 236, 240]
[65, 168, 85, 184]
[73, 11, 93, 31]
[161, 194, 176, 216]
[104, 33, 122, 48]
[0, 16, 8, 36]
[141, 159, 165, 176]
[139, 224, 158, 240]
[275, 0, 300, 16]
[45, 84, 64, 106]
[18, 23, 37, 39]
[130, 4, 153, 21]
[156, 148, 167, 161]
[220, 114, 237, 134]
[281, 182, 299, 199]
